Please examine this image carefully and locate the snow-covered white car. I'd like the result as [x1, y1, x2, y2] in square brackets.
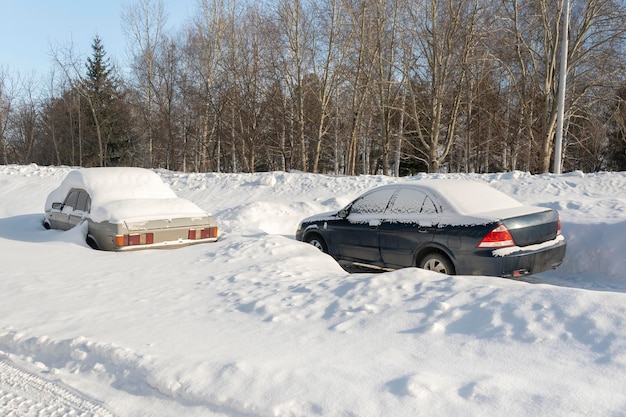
[296, 180, 566, 277]
[43, 167, 218, 250]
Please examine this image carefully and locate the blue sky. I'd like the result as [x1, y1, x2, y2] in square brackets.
[0, 0, 195, 78]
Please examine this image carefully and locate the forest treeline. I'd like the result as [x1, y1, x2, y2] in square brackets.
[2, 0, 626, 175]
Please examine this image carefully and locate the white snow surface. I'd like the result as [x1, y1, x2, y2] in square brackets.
[1, 164, 626, 417]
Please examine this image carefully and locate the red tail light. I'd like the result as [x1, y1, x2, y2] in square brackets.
[115, 233, 154, 247]
[557, 219, 562, 236]
[128, 234, 141, 245]
[477, 224, 515, 248]
[189, 227, 218, 240]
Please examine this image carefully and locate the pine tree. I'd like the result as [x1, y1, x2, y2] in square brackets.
[85, 35, 114, 96]
[81, 35, 133, 166]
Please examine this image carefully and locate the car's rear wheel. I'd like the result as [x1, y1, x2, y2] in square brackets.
[306, 234, 328, 253]
[419, 252, 455, 275]
[86, 235, 99, 250]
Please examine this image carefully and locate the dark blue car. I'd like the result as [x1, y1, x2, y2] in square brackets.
[295, 180, 566, 277]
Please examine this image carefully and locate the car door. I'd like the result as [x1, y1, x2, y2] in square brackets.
[67, 189, 91, 228]
[378, 188, 439, 268]
[335, 187, 397, 264]
[48, 189, 91, 230]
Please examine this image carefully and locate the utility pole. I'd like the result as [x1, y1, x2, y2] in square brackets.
[553, 0, 570, 174]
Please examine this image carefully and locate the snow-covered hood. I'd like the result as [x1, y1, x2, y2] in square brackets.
[300, 210, 341, 224]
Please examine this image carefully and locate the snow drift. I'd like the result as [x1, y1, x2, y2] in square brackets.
[0, 164, 625, 417]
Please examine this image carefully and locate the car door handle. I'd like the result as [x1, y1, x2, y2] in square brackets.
[369, 219, 381, 228]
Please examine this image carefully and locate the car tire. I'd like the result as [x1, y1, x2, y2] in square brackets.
[306, 234, 328, 253]
[419, 252, 455, 275]
[86, 235, 99, 250]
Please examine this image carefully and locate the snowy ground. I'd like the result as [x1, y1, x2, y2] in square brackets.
[0, 164, 625, 417]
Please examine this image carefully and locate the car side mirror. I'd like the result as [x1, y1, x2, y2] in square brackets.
[338, 208, 349, 219]
[51, 202, 63, 210]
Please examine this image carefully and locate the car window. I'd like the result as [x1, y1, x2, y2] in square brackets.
[387, 188, 429, 215]
[63, 190, 80, 210]
[350, 189, 396, 217]
[75, 191, 91, 213]
[350, 188, 396, 215]
[420, 196, 439, 214]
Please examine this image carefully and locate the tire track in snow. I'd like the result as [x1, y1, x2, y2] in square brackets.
[0, 359, 116, 417]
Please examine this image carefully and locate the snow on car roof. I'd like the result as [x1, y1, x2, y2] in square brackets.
[45, 167, 208, 223]
[397, 179, 524, 215]
[50, 167, 177, 204]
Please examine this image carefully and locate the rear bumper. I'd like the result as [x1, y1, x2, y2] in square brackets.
[115, 237, 218, 251]
[456, 236, 567, 277]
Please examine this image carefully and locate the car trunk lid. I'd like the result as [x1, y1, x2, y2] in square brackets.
[500, 209, 560, 247]
[124, 216, 212, 232]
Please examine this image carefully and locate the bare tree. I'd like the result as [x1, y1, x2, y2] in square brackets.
[217, 2, 273, 172]
[498, 0, 626, 172]
[308, 0, 347, 173]
[122, 0, 167, 167]
[608, 86, 626, 169]
[194, 0, 229, 171]
[273, 0, 313, 171]
[344, 0, 377, 175]
[13, 77, 39, 164]
[42, 69, 62, 165]
[370, 0, 402, 175]
[402, 0, 481, 173]
[0, 68, 19, 165]
[153, 37, 184, 170]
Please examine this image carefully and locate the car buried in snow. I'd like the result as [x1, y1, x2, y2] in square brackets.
[43, 167, 218, 251]
[296, 180, 566, 277]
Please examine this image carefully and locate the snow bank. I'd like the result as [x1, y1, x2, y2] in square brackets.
[0, 164, 625, 417]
